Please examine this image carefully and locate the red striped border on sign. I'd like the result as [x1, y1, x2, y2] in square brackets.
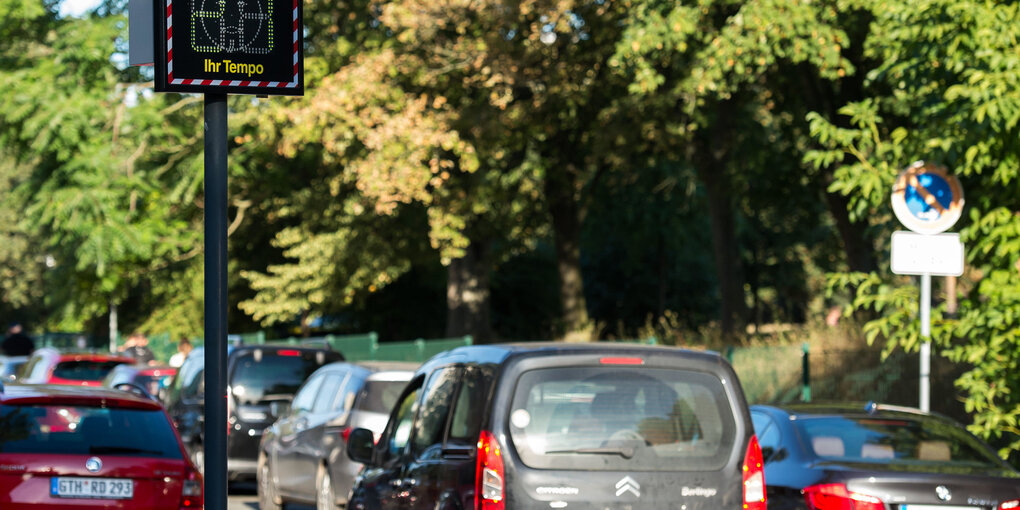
[166, 0, 300, 89]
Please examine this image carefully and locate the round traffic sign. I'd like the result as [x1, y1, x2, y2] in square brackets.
[891, 161, 964, 235]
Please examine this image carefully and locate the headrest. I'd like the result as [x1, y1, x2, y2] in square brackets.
[917, 440, 951, 461]
[811, 436, 845, 457]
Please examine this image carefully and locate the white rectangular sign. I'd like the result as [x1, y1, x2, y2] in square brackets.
[890, 231, 965, 276]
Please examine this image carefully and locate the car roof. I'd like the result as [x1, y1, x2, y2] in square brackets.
[31, 348, 134, 363]
[0, 382, 163, 410]
[422, 342, 725, 368]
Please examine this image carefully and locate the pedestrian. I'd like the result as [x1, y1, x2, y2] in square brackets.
[169, 337, 193, 367]
[2, 322, 36, 356]
[119, 332, 157, 365]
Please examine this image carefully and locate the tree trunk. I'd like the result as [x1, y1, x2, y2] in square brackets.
[697, 163, 748, 339]
[545, 165, 590, 338]
[445, 240, 494, 343]
[693, 100, 748, 340]
[822, 172, 877, 273]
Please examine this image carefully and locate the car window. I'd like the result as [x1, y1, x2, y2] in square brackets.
[313, 373, 345, 413]
[509, 366, 737, 472]
[354, 379, 407, 414]
[793, 415, 1011, 470]
[53, 360, 125, 382]
[410, 367, 459, 459]
[382, 386, 420, 464]
[291, 373, 326, 414]
[0, 404, 183, 458]
[24, 355, 48, 382]
[181, 368, 204, 401]
[448, 366, 492, 443]
[333, 375, 360, 413]
[229, 349, 341, 406]
[751, 412, 780, 461]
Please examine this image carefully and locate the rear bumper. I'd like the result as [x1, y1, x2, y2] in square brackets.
[227, 458, 258, 480]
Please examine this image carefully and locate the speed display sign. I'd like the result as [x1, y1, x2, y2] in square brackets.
[154, 0, 304, 96]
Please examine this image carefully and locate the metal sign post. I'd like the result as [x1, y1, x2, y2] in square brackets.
[890, 161, 964, 413]
[203, 93, 229, 510]
[132, 1, 304, 507]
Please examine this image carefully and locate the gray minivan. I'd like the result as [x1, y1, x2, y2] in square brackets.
[346, 343, 766, 509]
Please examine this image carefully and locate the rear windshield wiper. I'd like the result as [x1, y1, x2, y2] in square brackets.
[89, 446, 165, 455]
[544, 446, 635, 459]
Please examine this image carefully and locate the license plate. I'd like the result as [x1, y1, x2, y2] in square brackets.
[51, 477, 134, 499]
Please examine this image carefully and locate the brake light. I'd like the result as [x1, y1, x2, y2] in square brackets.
[180, 467, 203, 509]
[1000, 500, 1020, 510]
[599, 357, 644, 365]
[475, 430, 504, 510]
[277, 349, 301, 356]
[340, 427, 352, 442]
[742, 435, 767, 510]
[803, 483, 884, 510]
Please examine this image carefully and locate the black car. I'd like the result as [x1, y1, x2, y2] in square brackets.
[345, 343, 766, 510]
[162, 343, 343, 481]
[751, 402, 1020, 510]
[258, 361, 417, 510]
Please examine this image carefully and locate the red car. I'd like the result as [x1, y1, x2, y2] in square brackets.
[0, 382, 203, 509]
[19, 348, 134, 387]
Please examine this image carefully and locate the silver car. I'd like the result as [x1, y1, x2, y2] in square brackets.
[257, 361, 417, 510]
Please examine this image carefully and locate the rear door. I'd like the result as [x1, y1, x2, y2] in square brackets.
[498, 352, 751, 509]
[289, 370, 347, 498]
[276, 371, 326, 494]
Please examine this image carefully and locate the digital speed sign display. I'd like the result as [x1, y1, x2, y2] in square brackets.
[154, 0, 303, 96]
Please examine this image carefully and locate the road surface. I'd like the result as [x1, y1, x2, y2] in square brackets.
[226, 482, 314, 510]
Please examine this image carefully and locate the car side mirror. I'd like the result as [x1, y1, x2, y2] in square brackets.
[347, 428, 376, 464]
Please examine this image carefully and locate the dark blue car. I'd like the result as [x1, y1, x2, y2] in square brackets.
[751, 402, 1020, 510]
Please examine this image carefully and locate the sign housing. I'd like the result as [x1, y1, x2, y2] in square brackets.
[154, 0, 303, 96]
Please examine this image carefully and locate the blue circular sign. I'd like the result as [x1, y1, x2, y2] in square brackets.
[891, 161, 964, 234]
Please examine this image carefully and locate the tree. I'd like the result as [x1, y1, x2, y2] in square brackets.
[609, 0, 853, 337]
[0, 4, 205, 337]
[811, 0, 1020, 460]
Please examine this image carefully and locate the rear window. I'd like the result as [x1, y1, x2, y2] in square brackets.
[53, 361, 126, 382]
[508, 367, 736, 471]
[355, 380, 407, 414]
[794, 415, 1014, 472]
[0, 405, 183, 458]
[230, 350, 341, 405]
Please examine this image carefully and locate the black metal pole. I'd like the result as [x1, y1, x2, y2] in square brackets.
[203, 93, 228, 510]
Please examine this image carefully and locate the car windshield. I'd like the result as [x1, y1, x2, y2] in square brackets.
[0, 404, 183, 458]
[53, 360, 126, 382]
[508, 366, 736, 471]
[230, 350, 340, 405]
[355, 380, 407, 414]
[794, 415, 1009, 470]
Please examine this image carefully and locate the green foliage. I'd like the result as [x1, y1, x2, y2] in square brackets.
[818, 0, 1020, 458]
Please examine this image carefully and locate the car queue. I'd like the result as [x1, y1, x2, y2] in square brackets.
[1, 337, 1018, 510]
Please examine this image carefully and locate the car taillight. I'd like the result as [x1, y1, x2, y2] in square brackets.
[803, 483, 884, 510]
[180, 467, 203, 509]
[475, 430, 504, 510]
[599, 357, 644, 365]
[742, 435, 767, 510]
[999, 500, 1020, 510]
[340, 427, 352, 442]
